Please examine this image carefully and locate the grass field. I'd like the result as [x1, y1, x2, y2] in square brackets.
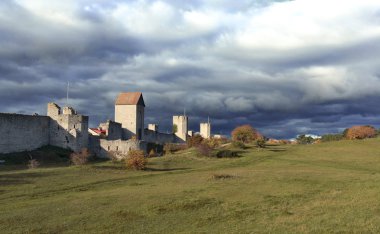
[1, 140, 380, 233]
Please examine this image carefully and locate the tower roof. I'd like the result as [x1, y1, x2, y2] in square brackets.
[115, 92, 145, 106]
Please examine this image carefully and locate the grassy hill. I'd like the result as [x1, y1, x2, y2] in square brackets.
[1, 139, 380, 233]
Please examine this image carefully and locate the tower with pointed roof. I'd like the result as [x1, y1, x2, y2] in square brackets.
[115, 92, 145, 140]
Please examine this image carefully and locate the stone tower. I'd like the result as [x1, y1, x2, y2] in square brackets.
[200, 122, 211, 139]
[47, 103, 89, 152]
[173, 115, 188, 143]
[148, 124, 159, 132]
[115, 92, 145, 140]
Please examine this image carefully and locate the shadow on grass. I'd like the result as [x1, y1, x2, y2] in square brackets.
[92, 165, 125, 170]
[0, 179, 32, 186]
[0, 162, 70, 172]
[215, 150, 243, 158]
[266, 148, 287, 152]
[0, 171, 56, 186]
[144, 167, 190, 172]
[264, 145, 287, 152]
[0, 145, 73, 172]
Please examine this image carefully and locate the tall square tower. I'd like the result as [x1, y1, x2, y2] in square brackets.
[115, 92, 145, 140]
[200, 122, 211, 139]
[173, 115, 188, 143]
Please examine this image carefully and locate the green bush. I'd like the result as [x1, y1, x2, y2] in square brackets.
[203, 138, 224, 149]
[296, 135, 315, 144]
[256, 139, 266, 148]
[321, 133, 343, 142]
[232, 141, 246, 149]
[164, 143, 187, 154]
[216, 150, 239, 158]
[196, 143, 213, 157]
[231, 125, 262, 143]
[187, 135, 204, 148]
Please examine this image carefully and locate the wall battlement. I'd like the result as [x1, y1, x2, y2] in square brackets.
[47, 103, 88, 152]
[0, 103, 88, 154]
[1, 92, 213, 156]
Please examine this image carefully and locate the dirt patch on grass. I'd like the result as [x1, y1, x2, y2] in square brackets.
[210, 173, 237, 180]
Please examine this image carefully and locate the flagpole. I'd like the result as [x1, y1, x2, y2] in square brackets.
[66, 82, 69, 107]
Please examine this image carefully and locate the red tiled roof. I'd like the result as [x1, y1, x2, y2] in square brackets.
[90, 128, 106, 134]
[115, 92, 145, 106]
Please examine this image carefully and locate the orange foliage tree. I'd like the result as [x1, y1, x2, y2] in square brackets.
[126, 150, 147, 170]
[231, 125, 262, 143]
[345, 125, 376, 140]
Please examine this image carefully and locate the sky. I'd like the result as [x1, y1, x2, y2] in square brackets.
[1, 0, 380, 139]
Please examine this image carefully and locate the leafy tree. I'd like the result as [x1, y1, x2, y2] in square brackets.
[231, 125, 262, 143]
[345, 125, 376, 140]
[256, 139, 266, 148]
[342, 128, 349, 138]
[187, 135, 204, 148]
[321, 133, 343, 142]
[296, 135, 314, 144]
[232, 141, 246, 149]
[196, 143, 212, 157]
[126, 150, 146, 170]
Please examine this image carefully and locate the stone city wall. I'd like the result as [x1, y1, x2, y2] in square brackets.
[143, 129, 177, 144]
[89, 137, 147, 158]
[49, 114, 89, 152]
[0, 113, 50, 154]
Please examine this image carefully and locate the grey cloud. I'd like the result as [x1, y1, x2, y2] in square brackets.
[1, 0, 380, 139]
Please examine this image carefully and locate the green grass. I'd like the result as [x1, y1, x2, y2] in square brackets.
[1, 139, 380, 233]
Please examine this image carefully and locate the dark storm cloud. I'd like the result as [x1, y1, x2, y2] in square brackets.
[1, 0, 380, 138]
